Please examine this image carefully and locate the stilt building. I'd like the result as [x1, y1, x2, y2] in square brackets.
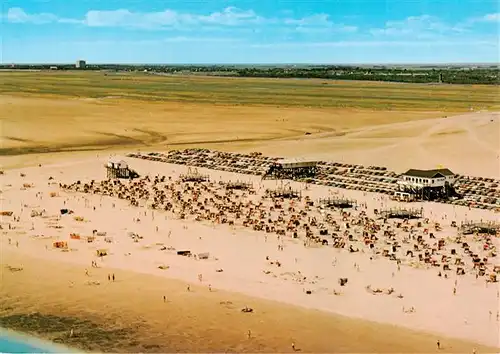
[105, 158, 139, 179]
[263, 158, 317, 180]
[396, 168, 457, 201]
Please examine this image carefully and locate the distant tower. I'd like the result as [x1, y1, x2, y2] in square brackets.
[76, 60, 86, 69]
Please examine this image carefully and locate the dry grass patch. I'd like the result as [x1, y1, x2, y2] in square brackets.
[1, 71, 498, 110]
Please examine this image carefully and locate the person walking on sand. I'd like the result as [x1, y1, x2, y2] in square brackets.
[437, 340, 440, 350]
[163, 295, 166, 303]
[112, 274, 115, 282]
[247, 330, 251, 339]
[208, 284, 212, 292]
[187, 285, 190, 292]
[108, 274, 111, 281]
[292, 342, 296, 351]
[85, 269, 89, 276]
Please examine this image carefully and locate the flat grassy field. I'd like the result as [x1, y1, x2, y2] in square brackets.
[1, 71, 498, 110]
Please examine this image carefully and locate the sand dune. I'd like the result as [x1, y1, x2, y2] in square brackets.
[253, 111, 500, 178]
[1, 94, 498, 178]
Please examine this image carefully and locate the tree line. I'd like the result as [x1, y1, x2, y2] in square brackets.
[1, 64, 498, 85]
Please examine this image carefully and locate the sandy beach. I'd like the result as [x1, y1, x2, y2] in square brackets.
[1, 155, 499, 352]
[1, 78, 499, 352]
[2, 4, 500, 350]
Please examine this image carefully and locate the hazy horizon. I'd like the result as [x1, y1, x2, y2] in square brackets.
[2, 62, 499, 67]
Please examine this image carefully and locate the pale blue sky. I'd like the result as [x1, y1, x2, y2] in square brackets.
[1, 0, 499, 63]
